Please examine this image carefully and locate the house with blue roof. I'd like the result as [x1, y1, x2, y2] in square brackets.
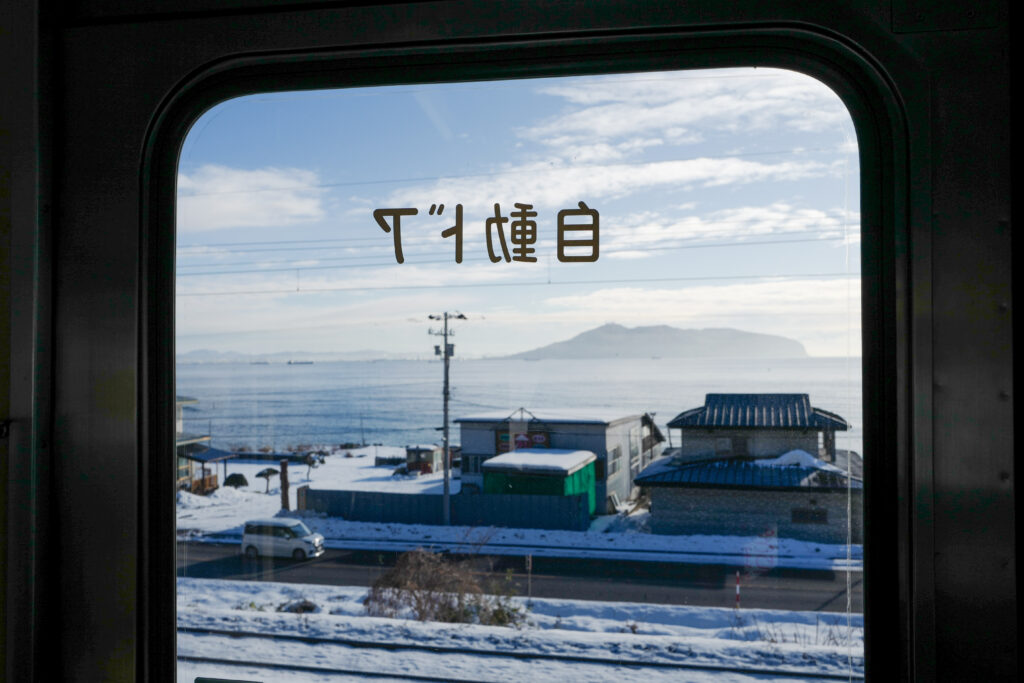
[635, 394, 861, 543]
[665, 393, 849, 463]
[176, 395, 235, 494]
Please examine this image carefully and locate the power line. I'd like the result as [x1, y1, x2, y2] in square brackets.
[175, 224, 856, 263]
[176, 271, 859, 297]
[174, 236, 852, 276]
[175, 305, 858, 338]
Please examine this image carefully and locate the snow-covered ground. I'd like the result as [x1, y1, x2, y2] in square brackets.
[177, 577, 864, 682]
[178, 446, 864, 680]
[178, 446, 861, 570]
[196, 445, 458, 498]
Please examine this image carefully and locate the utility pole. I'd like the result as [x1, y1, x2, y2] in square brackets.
[429, 311, 466, 525]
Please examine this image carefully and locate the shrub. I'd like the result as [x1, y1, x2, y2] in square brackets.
[277, 598, 318, 614]
[224, 473, 248, 488]
[363, 549, 526, 627]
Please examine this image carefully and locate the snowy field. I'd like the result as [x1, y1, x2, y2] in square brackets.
[178, 446, 862, 570]
[177, 577, 864, 682]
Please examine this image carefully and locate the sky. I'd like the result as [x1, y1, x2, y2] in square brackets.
[175, 67, 861, 358]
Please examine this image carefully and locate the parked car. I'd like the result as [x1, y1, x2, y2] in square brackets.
[241, 518, 325, 560]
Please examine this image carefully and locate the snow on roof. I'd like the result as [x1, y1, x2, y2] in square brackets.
[244, 518, 305, 526]
[752, 449, 845, 473]
[456, 408, 638, 426]
[482, 448, 597, 475]
[635, 449, 860, 490]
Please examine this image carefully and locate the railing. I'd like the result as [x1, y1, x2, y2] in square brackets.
[189, 473, 218, 494]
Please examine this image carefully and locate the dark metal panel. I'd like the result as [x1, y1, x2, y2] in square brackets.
[924, 29, 1014, 679]
[2, 0, 56, 680]
[41, 2, 1013, 681]
[892, 0, 1002, 33]
[69, 0, 432, 23]
[54, 29, 147, 678]
[83, 16, 915, 680]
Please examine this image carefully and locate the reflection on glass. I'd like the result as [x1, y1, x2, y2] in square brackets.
[176, 67, 863, 681]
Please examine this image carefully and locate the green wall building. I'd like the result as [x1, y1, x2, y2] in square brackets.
[482, 448, 597, 515]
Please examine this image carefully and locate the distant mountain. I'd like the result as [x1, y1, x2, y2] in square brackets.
[503, 324, 808, 360]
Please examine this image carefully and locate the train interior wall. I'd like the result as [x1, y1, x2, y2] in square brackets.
[1, 1, 1013, 680]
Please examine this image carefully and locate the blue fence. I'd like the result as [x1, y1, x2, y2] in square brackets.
[300, 488, 591, 531]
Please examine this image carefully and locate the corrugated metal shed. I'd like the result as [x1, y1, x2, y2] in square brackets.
[667, 394, 849, 431]
[634, 457, 861, 491]
[179, 444, 236, 463]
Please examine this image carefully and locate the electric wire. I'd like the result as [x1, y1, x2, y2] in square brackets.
[176, 271, 858, 297]
[176, 236, 850, 276]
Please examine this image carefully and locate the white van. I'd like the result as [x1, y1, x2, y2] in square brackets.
[241, 518, 325, 560]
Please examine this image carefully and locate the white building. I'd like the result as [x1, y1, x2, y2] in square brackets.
[456, 407, 664, 513]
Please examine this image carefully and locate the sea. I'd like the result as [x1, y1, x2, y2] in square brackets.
[177, 356, 863, 456]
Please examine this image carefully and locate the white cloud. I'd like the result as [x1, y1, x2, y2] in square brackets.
[175, 258, 544, 301]
[176, 276, 862, 357]
[595, 203, 857, 258]
[525, 68, 850, 150]
[177, 165, 325, 232]
[381, 157, 829, 217]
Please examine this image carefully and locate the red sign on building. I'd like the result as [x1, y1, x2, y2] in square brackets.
[496, 430, 549, 453]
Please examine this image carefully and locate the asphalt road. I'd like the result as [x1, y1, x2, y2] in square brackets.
[177, 542, 862, 613]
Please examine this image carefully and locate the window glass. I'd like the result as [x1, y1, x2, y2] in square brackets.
[176, 67, 862, 681]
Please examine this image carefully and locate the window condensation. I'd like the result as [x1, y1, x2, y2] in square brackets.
[176, 67, 863, 680]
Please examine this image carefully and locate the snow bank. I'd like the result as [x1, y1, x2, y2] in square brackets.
[177, 577, 864, 679]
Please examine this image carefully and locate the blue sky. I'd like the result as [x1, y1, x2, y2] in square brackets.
[176, 67, 860, 357]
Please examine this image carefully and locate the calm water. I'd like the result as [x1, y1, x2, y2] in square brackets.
[177, 357, 863, 455]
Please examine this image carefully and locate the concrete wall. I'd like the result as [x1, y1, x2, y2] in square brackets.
[647, 486, 862, 544]
[672, 429, 818, 461]
[601, 421, 634, 510]
[458, 423, 497, 456]
[549, 423, 607, 453]
[301, 488, 592, 531]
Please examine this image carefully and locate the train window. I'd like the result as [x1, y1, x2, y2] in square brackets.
[175, 66, 862, 680]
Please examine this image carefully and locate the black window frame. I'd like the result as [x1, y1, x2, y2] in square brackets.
[144, 34, 899, 681]
[1, 3, 1013, 683]
[9, 4, 1008, 680]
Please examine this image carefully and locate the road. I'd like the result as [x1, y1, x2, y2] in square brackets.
[177, 541, 862, 613]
